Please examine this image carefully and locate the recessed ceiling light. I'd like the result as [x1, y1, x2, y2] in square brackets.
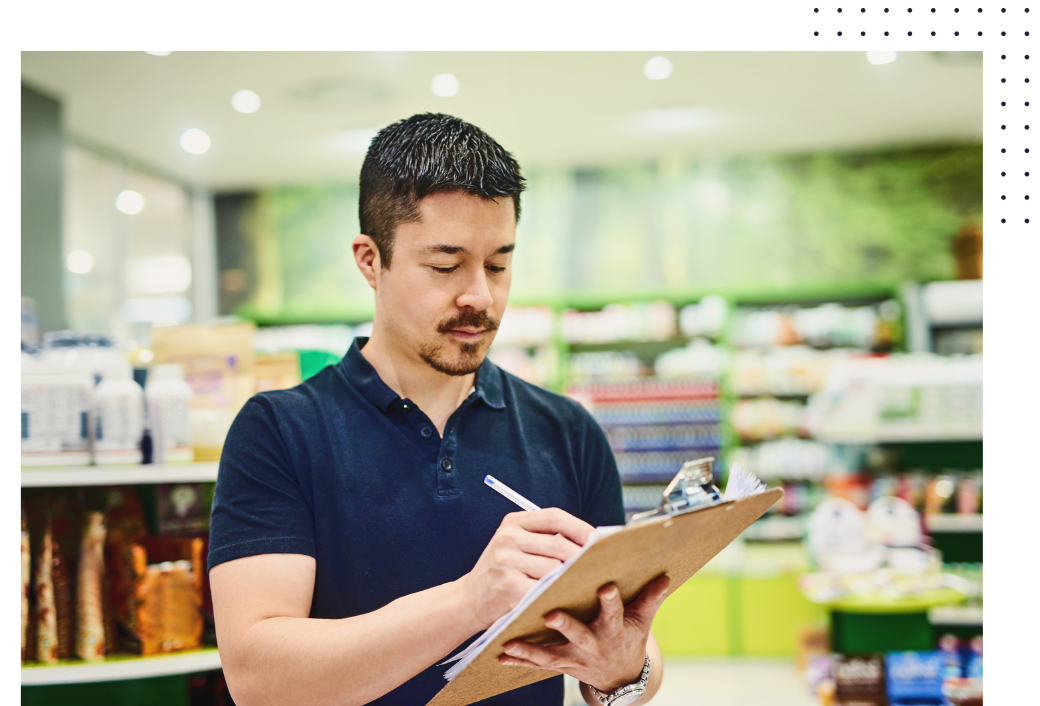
[866, 51, 898, 65]
[67, 250, 94, 274]
[644, 56, 673, 80]
[231, 89, 261, 114]
[431, 73, 460, 97]
[115, 190, 146, 215]
[180, 128, 211, 155]
[145, 51, 171, 57]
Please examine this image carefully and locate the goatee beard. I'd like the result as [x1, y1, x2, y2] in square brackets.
[418, 309, 500, 377]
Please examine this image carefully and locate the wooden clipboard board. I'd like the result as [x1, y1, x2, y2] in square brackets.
[427, 487, 783, 706]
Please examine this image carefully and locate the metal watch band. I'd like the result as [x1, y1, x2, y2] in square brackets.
[588, 652, 651, 705]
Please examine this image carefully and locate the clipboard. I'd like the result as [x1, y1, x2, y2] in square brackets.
[427, 483, 783, 706]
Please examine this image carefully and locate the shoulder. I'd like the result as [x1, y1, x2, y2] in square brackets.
[231, 363, 344, 436]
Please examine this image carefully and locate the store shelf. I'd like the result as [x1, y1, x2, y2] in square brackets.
[813, 428, 983, 444]
[926, 514, 983, 533]
[21, 648, 221, 686]
[21, 463, 219, 488]
[928, 605, 983, 626]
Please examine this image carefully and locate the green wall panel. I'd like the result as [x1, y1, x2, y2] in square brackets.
[737, 576, 826, 657]
[652, 573, 731, 656]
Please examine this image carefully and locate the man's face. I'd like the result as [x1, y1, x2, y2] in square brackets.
[374, 191, 515, 376]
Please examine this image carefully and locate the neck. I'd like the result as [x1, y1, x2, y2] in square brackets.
[360, 326, 477, 435]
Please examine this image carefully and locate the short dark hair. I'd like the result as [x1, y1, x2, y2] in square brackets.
[358, 113, 525, 268]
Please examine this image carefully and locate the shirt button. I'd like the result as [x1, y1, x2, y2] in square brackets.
[401, 402, 412, 412]
[441, 457, 454, 472]
[421, 427, 433, 439]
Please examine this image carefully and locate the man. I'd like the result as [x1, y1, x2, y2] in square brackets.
[209, 113, 669, 706]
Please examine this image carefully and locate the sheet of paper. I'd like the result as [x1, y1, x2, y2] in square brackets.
[441, 525, 624, 681]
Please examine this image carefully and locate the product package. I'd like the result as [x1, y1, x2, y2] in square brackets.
[937, 634, 963, 679]
[834, 653, 887, 706]
[77, 512, 107, 661]
[255, 352, 302, 393]
[885, 651, 945, 705]
[34, 518, 58, 665]
[21, 513, 30, 663]
[964, 636, 982, 680]
[156, 483, 213, 535]
[150, 322, 256, 461]
[103, 489, 205, 657]
[51, 538, 74, 659]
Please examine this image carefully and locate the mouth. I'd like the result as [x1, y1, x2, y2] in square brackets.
[446, 328, 488, 340]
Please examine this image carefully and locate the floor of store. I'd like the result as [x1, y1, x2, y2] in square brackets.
[565, 658, 816, 706]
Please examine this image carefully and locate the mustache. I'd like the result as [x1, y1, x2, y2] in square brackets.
[436, 309, 500, 334]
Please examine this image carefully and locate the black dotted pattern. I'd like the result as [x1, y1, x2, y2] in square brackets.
[811, 5, 1031, 229]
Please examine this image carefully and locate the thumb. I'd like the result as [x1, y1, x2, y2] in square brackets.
[625, 574, 671, 627]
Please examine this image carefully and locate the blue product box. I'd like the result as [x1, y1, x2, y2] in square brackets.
[886, 651, 945, 705]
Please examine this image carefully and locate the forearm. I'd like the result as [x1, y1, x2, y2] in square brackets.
[223, 577, 481, 706]
[579, 631, 663, 706]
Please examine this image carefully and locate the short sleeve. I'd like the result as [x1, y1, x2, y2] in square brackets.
[207, 397, 317, 570]
[577, 412, 626, 529]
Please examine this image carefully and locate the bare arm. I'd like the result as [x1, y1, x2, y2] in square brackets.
[210, 508, 596, 706]
[210, 554, 480, 706]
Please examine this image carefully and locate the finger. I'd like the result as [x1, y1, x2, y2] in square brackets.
[508, 552, 566, 580]
[515, 531, 584, 563]
[625, 574, 672, 627]
[501, 640, 567, 672]
[515, 508, 594, 547]
[544, 610, 595, 652]
[591, 584, 625, 634]
[499, 654, 550, 670]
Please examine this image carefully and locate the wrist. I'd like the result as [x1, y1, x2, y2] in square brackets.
[448, 574, 488, 635]
[592, 658, 645, 693]
[590, 652, 644, 698]
[586, 651, 651, 703]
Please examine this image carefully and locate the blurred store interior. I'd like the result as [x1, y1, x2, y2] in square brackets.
[21, 51, 983, 706]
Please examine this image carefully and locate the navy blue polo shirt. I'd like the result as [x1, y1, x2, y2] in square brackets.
[208, 337, 625, 706]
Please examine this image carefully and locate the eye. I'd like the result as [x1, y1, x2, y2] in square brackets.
[486, 265, 506, 274]
[432, 265, 459, 274]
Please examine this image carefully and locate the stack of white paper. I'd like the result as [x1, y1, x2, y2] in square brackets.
[442, 525, 624, 681]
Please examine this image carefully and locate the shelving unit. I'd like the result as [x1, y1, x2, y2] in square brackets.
[21, 648, 221, 686]
[926, 514, 984, 533]
[725, 287, 903, 541]
[928, 605, 983, 626]
[21, 462, 219, 488]
[21, 463, 223, 690]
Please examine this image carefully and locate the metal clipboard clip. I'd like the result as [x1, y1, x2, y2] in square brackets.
[630, 457, 723, 524]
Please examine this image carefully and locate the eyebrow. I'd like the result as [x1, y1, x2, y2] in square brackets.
[422, 243, 515, 256]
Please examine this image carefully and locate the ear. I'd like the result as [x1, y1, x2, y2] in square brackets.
[352, 234, 381, 291]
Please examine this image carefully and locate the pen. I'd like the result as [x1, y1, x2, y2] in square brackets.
[484, 475, 541, 512]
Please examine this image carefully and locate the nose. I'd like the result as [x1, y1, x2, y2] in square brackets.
[455, 265, 494, 312]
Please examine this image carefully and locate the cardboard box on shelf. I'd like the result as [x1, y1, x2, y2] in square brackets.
[150, 323, 256, 461]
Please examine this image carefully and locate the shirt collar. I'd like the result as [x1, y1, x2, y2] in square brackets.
[340, 337, 506, 412]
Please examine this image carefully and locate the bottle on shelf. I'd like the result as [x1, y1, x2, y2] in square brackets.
[145, 364, 194, 464]
[94, 361, 145, 466]
[21, 358, 94, 467]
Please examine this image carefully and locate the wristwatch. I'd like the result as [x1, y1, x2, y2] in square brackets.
[587, 652, 651, 706]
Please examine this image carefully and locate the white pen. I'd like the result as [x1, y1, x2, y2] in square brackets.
[484, 475, 541, 512]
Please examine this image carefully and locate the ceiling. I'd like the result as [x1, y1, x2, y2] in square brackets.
[21, 51, 982, 192]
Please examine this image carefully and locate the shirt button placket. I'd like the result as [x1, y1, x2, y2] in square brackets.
[437, 422, 460, 496]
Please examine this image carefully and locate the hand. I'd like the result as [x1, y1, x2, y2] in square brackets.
[458, 508, 595, 631]
[498, 575, 671, 693]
